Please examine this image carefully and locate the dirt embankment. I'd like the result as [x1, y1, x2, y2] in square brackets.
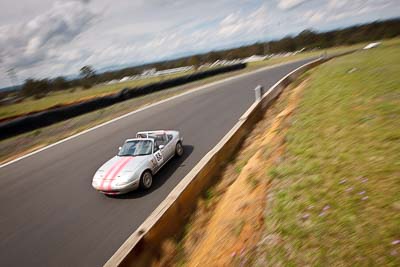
[153, 79, 308, 266]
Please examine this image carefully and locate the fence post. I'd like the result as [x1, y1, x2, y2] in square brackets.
[254, 85, 263, 102]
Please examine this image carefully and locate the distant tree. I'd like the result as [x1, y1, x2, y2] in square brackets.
[277, 37, 297, 52]
[79, 65, 96, 89]
[187, 55, 201, 69]
[52, 77, 69, 91]
[80, 79, 94, 89]
[205, 51, 220, 63]
[296, 29, 318, 48]
[21, 79, 51, 98]
[79, 65, 96, 79]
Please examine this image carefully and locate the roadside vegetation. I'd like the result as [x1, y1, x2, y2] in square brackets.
[254, 36, 400, 266]
[152, 38, 400, 266]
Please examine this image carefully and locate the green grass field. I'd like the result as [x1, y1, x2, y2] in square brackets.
[0, 41, 368, 121]
[261, 39, 400, 265]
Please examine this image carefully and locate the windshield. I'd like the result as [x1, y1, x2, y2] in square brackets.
[118, 140, 153, 156]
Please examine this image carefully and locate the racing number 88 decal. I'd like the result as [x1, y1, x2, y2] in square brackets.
[155, 151, 163, 163]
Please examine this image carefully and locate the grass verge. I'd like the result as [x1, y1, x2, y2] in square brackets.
[253, 37, 400, 266]
[151, 38, 400, 266]
[151, 67, 307, 267]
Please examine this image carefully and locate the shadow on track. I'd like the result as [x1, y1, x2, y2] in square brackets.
[110, 144, 194, 199]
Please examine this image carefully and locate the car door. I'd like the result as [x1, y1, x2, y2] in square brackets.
[153, 142, 164, 171]
[163, 133, 175, 160]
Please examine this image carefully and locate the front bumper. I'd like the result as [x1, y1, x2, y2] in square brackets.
[92, 179, 140, 195]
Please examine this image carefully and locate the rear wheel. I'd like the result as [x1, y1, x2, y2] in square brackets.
[140, 170, 153, 189]
[175, 141, 184, 157]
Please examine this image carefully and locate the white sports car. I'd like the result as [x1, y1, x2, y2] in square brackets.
[92, 130, 184, 195]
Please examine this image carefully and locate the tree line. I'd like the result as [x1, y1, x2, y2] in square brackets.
[18, 18, 400, 99]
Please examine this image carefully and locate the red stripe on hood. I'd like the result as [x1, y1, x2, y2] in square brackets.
[100, 157, 125, 190]
[107, 157, 134, 191]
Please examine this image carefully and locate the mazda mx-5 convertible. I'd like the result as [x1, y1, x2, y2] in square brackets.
[92, 130, 183, 195]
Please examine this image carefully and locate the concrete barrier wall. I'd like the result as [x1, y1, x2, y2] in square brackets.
[105, 52, 356, 267]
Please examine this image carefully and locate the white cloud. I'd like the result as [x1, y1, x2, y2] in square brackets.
[63, 4, 270, 72]
[0, 0, 399, 87]
[277, 0, 310, 10]
[304, 10, 324, 24]
[304, 0, 397, 24]
[218, 5, 268, 39]
[0, 1, 96, 74]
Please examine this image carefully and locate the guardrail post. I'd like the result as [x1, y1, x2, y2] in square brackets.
[254, 85, 263, 102]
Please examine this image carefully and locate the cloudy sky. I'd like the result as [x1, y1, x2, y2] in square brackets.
[0, 0, 399, 88]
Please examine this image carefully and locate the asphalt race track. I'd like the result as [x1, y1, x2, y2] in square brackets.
[0, 58, 314, 266]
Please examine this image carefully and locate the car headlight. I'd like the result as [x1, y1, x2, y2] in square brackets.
[92, 179, 101, 186]
[116, 180, 130, 186]
[95, 170, 105, 178]
[116, 172, 136, 186]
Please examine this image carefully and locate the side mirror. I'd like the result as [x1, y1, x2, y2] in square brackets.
[159, 145, 165, 150]
[118, 147, 122, 151]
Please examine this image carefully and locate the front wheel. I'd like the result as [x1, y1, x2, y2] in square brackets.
[175, 142, 184, 157]
[140, 170, 153, 190]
